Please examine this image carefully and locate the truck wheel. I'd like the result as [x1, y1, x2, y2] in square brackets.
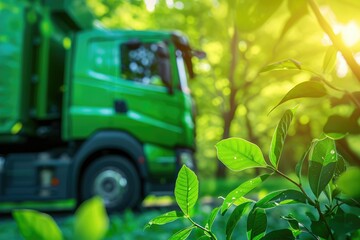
[81, 155, 141, 212]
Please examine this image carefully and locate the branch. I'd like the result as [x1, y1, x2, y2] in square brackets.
[270, 166, 335, 240]
[307, 0, 360, 82]
[188, 217, 217, 240]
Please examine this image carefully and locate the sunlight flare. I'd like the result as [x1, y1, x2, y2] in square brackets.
[144, 0, 157, 12]
[339, 21, 360, 47]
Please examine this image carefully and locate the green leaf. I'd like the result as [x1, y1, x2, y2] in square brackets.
[255, 189, 307, 209]
[324, 182, 335, 203]
[308, 137, 338, 197]
[226, 202, 252, 240]
[331, 91, 360, 107]
[281, 214, 303, 237]
[276, 0, 308, 44]
[236, 0, 282, 32]
[13, 210, 63, 240]
[311, 220, 330, 239]
[261, 229, 294, 240]
[231, 196, 253, 207]
[295, 145, 312, 184]
[282, 216, 299, 230]
[247, 208, 267, 240]
[338, 197, 360, 208]
[269, 81, 327, 113]
[334, 154, 346, 180]
[260, 59, 301, 73]
[206, 207, 219, 231]
[269, 109, 294, 168]
[322, 46, 338, 74]
[197, 235, 211, 240]
[329, 213, 360, 237]
[221, 174, 269, 214]
[74, 196, 109, 240]
[175, 165, 199, 216]
[145, 211, 184, 229]
[309, 161, 337, 198]
[324, 114, 360, 137]
[336, 167, 360, 197]
[169, 226, 195, 240]
[216, 138, 267, 172]
[325, 155, 347, 200]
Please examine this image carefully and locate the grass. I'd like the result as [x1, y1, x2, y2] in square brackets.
[0, 203, 320, 240]
[0, 176, 339, 240]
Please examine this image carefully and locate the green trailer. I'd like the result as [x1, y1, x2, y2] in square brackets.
[0, 0, 201, 212]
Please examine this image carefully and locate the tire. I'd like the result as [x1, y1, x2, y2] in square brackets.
[81, 155, 141, 212]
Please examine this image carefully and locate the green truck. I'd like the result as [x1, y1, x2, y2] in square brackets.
[0, 0, 201, 212]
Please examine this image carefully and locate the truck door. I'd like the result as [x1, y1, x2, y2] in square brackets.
[111, 38, 185, 147]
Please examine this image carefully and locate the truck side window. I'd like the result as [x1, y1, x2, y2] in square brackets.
[120, 43, 165, 87]
[89, 41, 116, 76]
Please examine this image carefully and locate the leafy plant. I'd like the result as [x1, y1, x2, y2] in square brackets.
[147, 0, 360, 238]
[13, 196, 109, 240]
[13, 209, 63, 240]
[145, 0, 360, 239]
[146, 109, 360, 239]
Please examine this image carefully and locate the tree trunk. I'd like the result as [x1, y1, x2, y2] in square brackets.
[216, 26, 239, 178]
[243, 103, 262, 175]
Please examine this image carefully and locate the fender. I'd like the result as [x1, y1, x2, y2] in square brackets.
[68, 131, 147, 197]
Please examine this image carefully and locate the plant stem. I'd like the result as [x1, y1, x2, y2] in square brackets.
[314, 201, 335, 240]
[269, 167, 335, 240]
[269, 167, 315, 206]
[187, 217, 217, 240]
[307, 0, 360, 82]
[319, 78, 360, 110]
[300, 222, 320, 240]
[346, 91, 360, 110]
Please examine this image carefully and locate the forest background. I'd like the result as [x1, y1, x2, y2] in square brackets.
[1, 0, 360, 239]
[86, 0, 360, 178]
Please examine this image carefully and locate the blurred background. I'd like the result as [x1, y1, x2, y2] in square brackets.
[1, 0, 360, 239]
[83, 0, 360, 177]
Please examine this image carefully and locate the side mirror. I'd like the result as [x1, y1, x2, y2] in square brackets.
[192, 50, 207, 59]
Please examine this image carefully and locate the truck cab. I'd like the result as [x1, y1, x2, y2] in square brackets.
[0, 0, 201, 212]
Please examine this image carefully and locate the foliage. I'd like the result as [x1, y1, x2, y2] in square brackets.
[146, 110, 360, 239]
[146, 0, 360, 237]
[86, 0, 360, 178]
[12, 197, 109, 240]
[145, 0, 360, 236]
[1, 180, 307, 240]
[13, 209, 63, 240]
[3, 0, 359, 239]
[73, 197, 109, 240]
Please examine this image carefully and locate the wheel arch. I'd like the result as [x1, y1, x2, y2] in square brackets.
[69, 131, 147, 200]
